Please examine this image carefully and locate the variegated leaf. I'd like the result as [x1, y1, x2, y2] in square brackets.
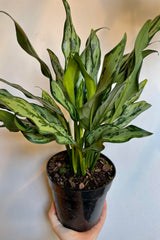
[92, 83, 125, 128]
[83, 140, 104, 152]
[105, 79, 148, 124]
[123, 79, 148, 108]
[113, 101, 151, 128]
[14, 117, 35, 132]
[102, 125, 152, 143]
[116, 49, 158, 85]
[81, 29, 101, 85]
[86, 124, 152, 145]
[22, 131, 55, 144]
[31, 104, 61, 125]
[79, 34, 127, 129]
[61, 0, 81, 68]
[148, 15, 160, 42]
[97, 33, 127, 95]
[0, 78, 62, 116]
[50, 80, 77, 120]
[109, 17, 160, 122]
[47, 49, 64, 85]
[0, 92, 75, 145]
[41, 89, 69, 131]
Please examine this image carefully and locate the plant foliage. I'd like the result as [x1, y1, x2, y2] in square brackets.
[0, 1, 160, 176]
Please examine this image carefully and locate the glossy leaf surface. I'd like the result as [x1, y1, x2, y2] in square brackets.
[63, 54, 79, 105]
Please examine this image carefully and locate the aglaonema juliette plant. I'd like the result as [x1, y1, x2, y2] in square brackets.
[0, 0, 160, 176]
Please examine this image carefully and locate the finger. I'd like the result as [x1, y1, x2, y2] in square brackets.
[99, 200, 107, 225]
[48, 203, 63, 233]
[49, 203, 76, 240]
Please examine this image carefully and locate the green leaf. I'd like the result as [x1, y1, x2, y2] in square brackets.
[142, 49, 159, 58]
[0, 102, 9, 110]
[81, 29, 101, 85]
[50, 80, 77, 120]
[0, 78, 62, 116]
[109, 19, 156, 122]
[72, 52, 96, 100]
[100, 79, 148, 126]
[83, 140, 104, 152]
[22, 131, 55, 144]
[97, 33, 127, 95]
[123, 79, 148, 108]
[115, 51, 135, 85]
[14, 117, 34, 132]
[92, 83, 125, 128]
[86, 124, 152, 145]
[79, 34, 127, 129]
[0, 11, 51, 79]
[79, 99, 93, 129]
[47, 49, 64, 85]
[61, 0, 81, 68]
[63, 54, 79, 105]
[116, 49, 158, 85]
[0, 110, 19, 132]
[113, 101, 151, 128]
[42, 89, 69, 131]
[41, 89, 62, 112]
[31, 103, 61, 125]
[148, 15, 160, 41]
[102, 125, 152, 143]
[134, 20, 151, 56]
[86, 124, 116, 145]
[0, 92, 75, 145]
[0, 89, 13, 97]
[76, 79, 84, 109]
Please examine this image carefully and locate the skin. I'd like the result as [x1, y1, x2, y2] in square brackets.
[48, 200, 107, 240]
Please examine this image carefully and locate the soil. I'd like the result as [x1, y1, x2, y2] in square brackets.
[47, 151, 115, 191]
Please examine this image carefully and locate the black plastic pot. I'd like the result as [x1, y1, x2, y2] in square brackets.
[47, 151, 116, 232]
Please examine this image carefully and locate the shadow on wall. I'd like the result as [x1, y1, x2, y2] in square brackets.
[100, 0, 160, 49]
[100, 0, 160, 26]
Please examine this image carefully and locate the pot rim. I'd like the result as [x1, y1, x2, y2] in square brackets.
[46, 150, 116, 193]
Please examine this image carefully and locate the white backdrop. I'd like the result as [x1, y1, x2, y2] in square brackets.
[0, 0, 160, 239]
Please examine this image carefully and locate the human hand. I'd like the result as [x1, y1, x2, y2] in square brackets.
[48, 200, 107, 240]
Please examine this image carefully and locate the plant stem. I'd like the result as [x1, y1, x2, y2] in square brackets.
[72, 146, 77, 174]
[76, 147, 86, 176]
[85, 151, 92, 169]
[65, 144, 71, 164]
[90, 152, 100, 172]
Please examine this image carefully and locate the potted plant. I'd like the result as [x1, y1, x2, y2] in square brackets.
[0, 0, 160, 232]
